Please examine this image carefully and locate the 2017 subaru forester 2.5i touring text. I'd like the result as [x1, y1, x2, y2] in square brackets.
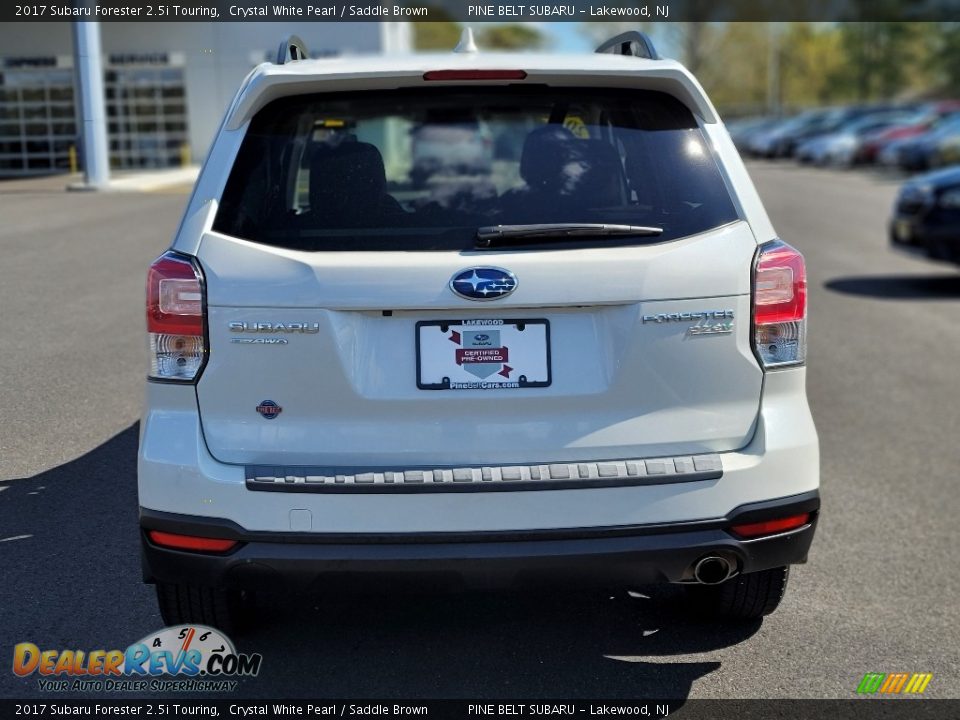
[138, 32, 819, 631]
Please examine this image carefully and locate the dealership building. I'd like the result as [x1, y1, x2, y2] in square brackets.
[0, 22, 411, 176]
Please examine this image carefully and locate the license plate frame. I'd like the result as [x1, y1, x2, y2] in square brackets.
[416, 318, 551, 391]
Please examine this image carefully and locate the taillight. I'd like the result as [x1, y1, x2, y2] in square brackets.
[146, 251, 206, 382]
[752, 240, 807, 368]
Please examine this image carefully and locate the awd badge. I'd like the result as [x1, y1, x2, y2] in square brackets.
[256, 400, 282, 419]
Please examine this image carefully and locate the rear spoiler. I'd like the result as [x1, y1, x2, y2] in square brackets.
[227, 66, 719, 130]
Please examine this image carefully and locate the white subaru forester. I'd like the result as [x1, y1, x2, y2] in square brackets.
[139, 31, 819, 631]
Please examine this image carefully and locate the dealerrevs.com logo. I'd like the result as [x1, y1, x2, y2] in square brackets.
[13, 625, 262, 693]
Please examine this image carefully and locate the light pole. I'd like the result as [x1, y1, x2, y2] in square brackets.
[767, 22, 783, 116]
[72, 20, 110, 188]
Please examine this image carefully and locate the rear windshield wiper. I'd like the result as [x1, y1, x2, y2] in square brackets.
[475, 223, 663, 248]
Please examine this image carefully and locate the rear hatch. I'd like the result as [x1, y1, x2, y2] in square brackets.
[195, 85, 761, 468]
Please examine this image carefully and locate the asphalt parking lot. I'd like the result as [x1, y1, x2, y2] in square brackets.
[1, 162, 958, 701]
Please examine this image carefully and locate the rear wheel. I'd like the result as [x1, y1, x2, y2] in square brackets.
[155, 582, 250, 635]
[685, 566, 790, 621]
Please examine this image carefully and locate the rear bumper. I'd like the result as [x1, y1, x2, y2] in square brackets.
[138, 369, 819, 535]
[140, 491, 819, 590]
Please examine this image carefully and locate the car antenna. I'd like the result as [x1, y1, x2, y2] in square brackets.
[454, 27, 479, 54]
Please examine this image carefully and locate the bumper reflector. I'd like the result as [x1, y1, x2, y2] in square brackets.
[730, 512, 811, 539]
[147, 530, 238, 553]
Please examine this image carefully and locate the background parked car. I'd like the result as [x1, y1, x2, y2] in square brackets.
[746, 109, 838, 158]
[890, 165, 960, 265]
[795, 111, 916, 166]
[727, 116, 784, 153]
[855, 101, 960, 165]
[931, 129, 960, 168]
[881, 113, 960, 172]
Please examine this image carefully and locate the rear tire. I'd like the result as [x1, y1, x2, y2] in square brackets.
[155, 582, 250, 635]
[685, 566, 790, 621]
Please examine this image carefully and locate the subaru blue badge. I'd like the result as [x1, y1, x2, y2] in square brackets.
[449, 267, 518, 301]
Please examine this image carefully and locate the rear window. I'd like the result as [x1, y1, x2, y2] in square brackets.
[213, 87, 740, 251]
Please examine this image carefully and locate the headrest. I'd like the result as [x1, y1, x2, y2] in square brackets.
[309, 141, 387, 213]
[520, 126, 626, 204]
[519, 125, 578, 189]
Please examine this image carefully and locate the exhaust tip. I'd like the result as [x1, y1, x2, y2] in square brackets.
[693, 555, 734, 585]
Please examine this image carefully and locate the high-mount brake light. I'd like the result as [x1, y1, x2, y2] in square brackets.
[146, 251, 207, 382]
[753, 240, 807, 368]
[423, 70, 528, 81]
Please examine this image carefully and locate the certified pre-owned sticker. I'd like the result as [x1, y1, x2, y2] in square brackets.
[417, 319, 550, 390]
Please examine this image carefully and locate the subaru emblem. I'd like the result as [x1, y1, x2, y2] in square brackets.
[449, 267, 517, 301]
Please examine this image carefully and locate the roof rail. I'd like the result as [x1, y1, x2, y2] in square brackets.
[276, 35, 309, 65]
[595, 31, 659, 61]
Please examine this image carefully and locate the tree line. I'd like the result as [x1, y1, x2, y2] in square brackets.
[415, 21, 960, 115]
